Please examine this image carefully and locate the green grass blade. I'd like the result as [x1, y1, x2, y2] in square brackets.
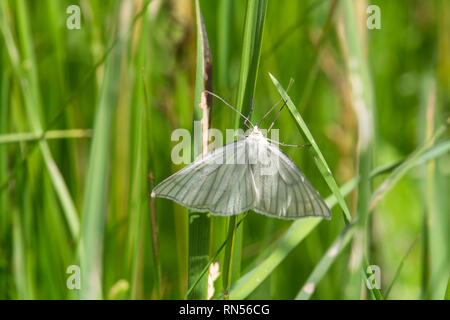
[0, 129, 92, 144]
[12, 208, 33, 299]
[127, 85, 149, 299]
[217, 0, 233, 89]
[0, 64, 10, 298]
[269, 72, 352, 223]
[340, 0, 376, 299]
[235, 0, 267, 124]
[79, 1, 130, 299]
[296, 222, 357, 300]
[187, 0, 213, 300]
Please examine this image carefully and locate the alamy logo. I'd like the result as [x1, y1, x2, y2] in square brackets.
[366, 5, 381, 30]
[365, 265, 381, 290]
[66, 5, 81, 30]
[170, 121, 281, 176]
[66, 265, 81, 290]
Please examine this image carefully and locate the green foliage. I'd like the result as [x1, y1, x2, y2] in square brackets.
[0, 0, 448, 300]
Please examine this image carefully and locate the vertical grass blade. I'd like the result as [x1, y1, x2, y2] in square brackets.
[187, 0, 213, 300]
[432, 0, 450, 299]
[235, 0, 267, 124]
[124, 6, 153, 300]
[0, 64, 10, 298]
[127, 82, 148, 299]
[217, 0, 233, 89]
[340, 0, 377, 299]
[79, 1, 131, 299]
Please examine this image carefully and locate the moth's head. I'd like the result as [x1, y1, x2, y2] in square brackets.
[251, 126, 263, 136]
[248, 126, 268, 143]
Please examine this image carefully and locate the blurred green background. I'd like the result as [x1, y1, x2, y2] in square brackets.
[0, 0, 449, 300]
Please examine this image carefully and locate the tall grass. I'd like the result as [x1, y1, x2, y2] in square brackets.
[340, 0, 377, 299]
[186, 0, 213, 300]
[0, 0, 448, 300]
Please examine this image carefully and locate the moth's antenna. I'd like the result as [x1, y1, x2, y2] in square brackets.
[257, 78, 294, 127]
[267, 99, 287, 134]
[244, 97, 254, 128]
[267, 138, 311, 148]
[204, 90, 254, 128]
[257, 97, 283, 127]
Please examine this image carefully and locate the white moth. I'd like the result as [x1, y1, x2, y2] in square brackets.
[151, 93, 331, 220]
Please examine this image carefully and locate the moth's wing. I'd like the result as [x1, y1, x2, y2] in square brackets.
[151, 140, 256, 216]
[251, 143, 331, 219]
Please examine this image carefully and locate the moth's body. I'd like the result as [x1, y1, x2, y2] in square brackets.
[151, 125, 331, 220]
[246, 126, 265, 139]
[240, 126, 269, 165]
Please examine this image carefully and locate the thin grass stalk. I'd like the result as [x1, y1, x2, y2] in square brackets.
[385, 233, 421, 299]
[422, 81, 437, 299]
[148, 174, 161, 299]
[0, 67, 13, 298]
[370, 120, 448, 211]
[0, 66, 10, 298]
[0, 129, 92, 144]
